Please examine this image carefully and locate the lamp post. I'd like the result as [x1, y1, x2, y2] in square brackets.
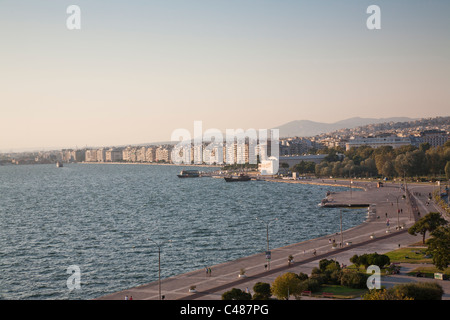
[147, 238, 165, 300]
[388, 193, 405, 230]
[256, 217, 278, 270]
[339, 205, 351, 247]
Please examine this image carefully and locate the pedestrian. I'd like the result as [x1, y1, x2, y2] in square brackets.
[125, 295, 128, 300]
[208, 268, 212, 277]
[313, 249, 316, 256]
[129, 296, 133, 300]
[205, 267, 208, 276]
[264, 264, 267, 271]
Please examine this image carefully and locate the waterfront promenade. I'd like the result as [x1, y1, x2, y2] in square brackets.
[97, 179, 449, 300]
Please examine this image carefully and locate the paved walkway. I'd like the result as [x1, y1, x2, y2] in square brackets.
[96, 179, 449, 300]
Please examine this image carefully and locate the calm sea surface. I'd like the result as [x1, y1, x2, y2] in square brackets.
[0, 163, 366, 300]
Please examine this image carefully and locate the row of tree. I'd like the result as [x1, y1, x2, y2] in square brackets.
[291, 141, 450, 179]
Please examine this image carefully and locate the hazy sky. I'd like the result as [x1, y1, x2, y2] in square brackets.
[1, 0, 449, 151]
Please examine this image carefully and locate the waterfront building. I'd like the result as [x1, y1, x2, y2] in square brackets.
[97, 148, 106, 162]
[192, 144, 203, 164]
[122, 147, 137, 162]
[106, 148, 123, 162]
[85, 149, 98, 162]
[145, 146, 156, 162]
[137, 147, 147, 162]
[60, 149, 85, 162]
[155, 145, 172, 162]
[345, 136, 412, 151]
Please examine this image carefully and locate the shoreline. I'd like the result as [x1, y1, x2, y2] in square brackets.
[97, 178, 426, 300]
[78, 161, 222, 168]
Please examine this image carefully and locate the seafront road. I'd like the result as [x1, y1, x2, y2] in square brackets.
[96, 179, 449, 300]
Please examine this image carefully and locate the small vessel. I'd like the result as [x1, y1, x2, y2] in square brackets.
[224, 173, 251, 182]
[56, 161, 63, 168]
[177, 170, 200, 178]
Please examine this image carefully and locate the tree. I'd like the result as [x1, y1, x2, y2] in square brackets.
[280, 162, 289, 169]
[271, 272, 302, 300]
[419, 142, 431, 153]
[319, 259, 340, 272]
[252, 282, 271, 300]
[349, 253, 390, 269]
[367, 252, 390, 269]
[426, 225, 450, 271]
[445, 161, 450, 180]
[381, 160, 396, 178]
[363, 289, 413, 300]
[408, 212, 448, 244]
[222, 288, 252, 300]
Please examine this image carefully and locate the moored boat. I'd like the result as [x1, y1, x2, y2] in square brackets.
[224, 173, 251, 182]
[177, 170, 200, 178]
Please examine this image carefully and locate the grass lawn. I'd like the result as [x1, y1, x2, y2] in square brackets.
[316, 285, 367, 299]
[384, 247, 432, 264]
[406, 266, 450, 279]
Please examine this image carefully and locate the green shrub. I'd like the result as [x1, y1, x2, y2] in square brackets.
[340, 271, 369, 289]
[393, 282, 444, 300]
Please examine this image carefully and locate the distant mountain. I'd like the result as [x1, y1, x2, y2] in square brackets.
[274, 117, 414, 138]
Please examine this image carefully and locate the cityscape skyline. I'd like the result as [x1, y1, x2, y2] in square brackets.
[1, 1, 449, 152]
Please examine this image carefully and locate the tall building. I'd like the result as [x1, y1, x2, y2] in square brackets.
[97, 148, 106, 162]
[145, 147, 156, 162]
[421, 130, 449, 148]
[85, 149, 98, 162]
[106, 148, 123, 162]
[155, 146, 172, 162]
[122, 147, 137, 162]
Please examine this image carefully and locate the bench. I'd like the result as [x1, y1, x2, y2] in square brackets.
[322, 292, 334, 298]
[301, 291, 311, 296]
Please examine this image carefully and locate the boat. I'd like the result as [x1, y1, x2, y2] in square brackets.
[56, 161, 63, 168]
[224, 173, 251, 182]
[177, 170, 200, 178]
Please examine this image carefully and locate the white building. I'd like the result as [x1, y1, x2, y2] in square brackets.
[345, 136, 412, 151]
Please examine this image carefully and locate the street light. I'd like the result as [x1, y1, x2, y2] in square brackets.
[256, 217, 278, 270]
[147, 238, 167, 300]
[339, 205, 351, 247]
[388, 193, 405, 230]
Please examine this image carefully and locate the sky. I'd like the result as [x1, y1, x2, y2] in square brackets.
[1, 0, 449, 151]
